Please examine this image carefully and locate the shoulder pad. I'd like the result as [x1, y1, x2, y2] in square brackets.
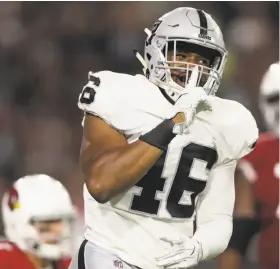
[78, 71, 128, 127]
[221, 101, 259, 160]
[239, 131, 278, 163]
[200, 98, 259, 162]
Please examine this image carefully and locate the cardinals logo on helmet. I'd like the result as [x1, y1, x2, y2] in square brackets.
[7, 187, 20, 211]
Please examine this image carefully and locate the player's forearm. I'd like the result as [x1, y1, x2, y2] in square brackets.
[83, 115, 185, 203]
[192, 217, 233, 260]
[84, 140, 162, 203]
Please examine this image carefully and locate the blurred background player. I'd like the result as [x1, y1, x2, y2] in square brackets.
[0, 174, 77, 269]
[217, 62, 279, 269]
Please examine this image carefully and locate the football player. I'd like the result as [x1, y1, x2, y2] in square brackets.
[218, 62, 279, 269]
[70, 7, 258, 269]
[0, 174, 77, 269]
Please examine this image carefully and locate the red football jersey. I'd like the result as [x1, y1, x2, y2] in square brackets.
[238, 132, 279, 269]
[0, 240, 71, 269]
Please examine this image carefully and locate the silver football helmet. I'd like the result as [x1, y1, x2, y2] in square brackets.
[136, 7, 228, 101]
[259, 62, 280, 136]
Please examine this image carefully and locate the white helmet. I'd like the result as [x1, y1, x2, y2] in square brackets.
[259, 62, 280, 136]
[136, 7, 228, 101]
[1, 174, 77, 260]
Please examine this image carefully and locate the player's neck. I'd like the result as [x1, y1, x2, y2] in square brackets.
[26, 252, 51, 269]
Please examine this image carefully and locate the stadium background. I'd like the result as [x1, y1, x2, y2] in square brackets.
[0, 2, 278, 268]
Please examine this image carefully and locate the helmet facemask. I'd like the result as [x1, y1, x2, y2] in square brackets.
[28, 215, 76, 260]
[4, 213, 76, 261]
[145, 37, 224, 100]
[166, 40, 221, 88]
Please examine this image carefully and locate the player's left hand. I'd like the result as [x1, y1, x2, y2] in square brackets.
[156, 236, 203, 268]
[167, 66, 212, 135]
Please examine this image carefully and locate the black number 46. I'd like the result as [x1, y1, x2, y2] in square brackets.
[130, 143, 218, 219]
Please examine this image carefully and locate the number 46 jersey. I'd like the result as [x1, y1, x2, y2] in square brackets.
[78, 71, 258, 269]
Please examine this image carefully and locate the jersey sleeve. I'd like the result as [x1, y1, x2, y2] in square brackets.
[236, 140, 260, 183]
[236, 133, 274, 183]
[77, 71, 120, 127]
[193, 160, 236, 259]
[221, 103, 259, 161]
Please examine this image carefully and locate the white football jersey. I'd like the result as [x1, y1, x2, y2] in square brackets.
[78, 71, 258, 269]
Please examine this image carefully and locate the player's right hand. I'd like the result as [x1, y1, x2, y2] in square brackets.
[167, 66, 212, 135]
[156, 236, 202, 269]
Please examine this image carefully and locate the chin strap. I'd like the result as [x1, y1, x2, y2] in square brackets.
[144, 28, 152, 37]
[133, 49, 147, 75]
[133, 28, 152, 75]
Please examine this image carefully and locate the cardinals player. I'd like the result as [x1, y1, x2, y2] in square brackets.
[218, 62, 279, 269]
[70, 7, 258, 269]
[0, 174, 77, 269]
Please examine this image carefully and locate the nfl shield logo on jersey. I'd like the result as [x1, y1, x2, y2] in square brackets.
[114, 260, 123, 268]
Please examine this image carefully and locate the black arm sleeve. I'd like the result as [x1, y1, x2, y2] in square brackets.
[227, 217, 261, 256]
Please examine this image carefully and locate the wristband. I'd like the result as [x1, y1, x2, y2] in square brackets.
[139, 119, 176, 150]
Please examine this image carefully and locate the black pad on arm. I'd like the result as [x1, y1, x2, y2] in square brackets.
[227, 217, 261, 256]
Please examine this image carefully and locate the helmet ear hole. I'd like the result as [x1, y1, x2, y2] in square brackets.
[146, 53, 152, 61]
